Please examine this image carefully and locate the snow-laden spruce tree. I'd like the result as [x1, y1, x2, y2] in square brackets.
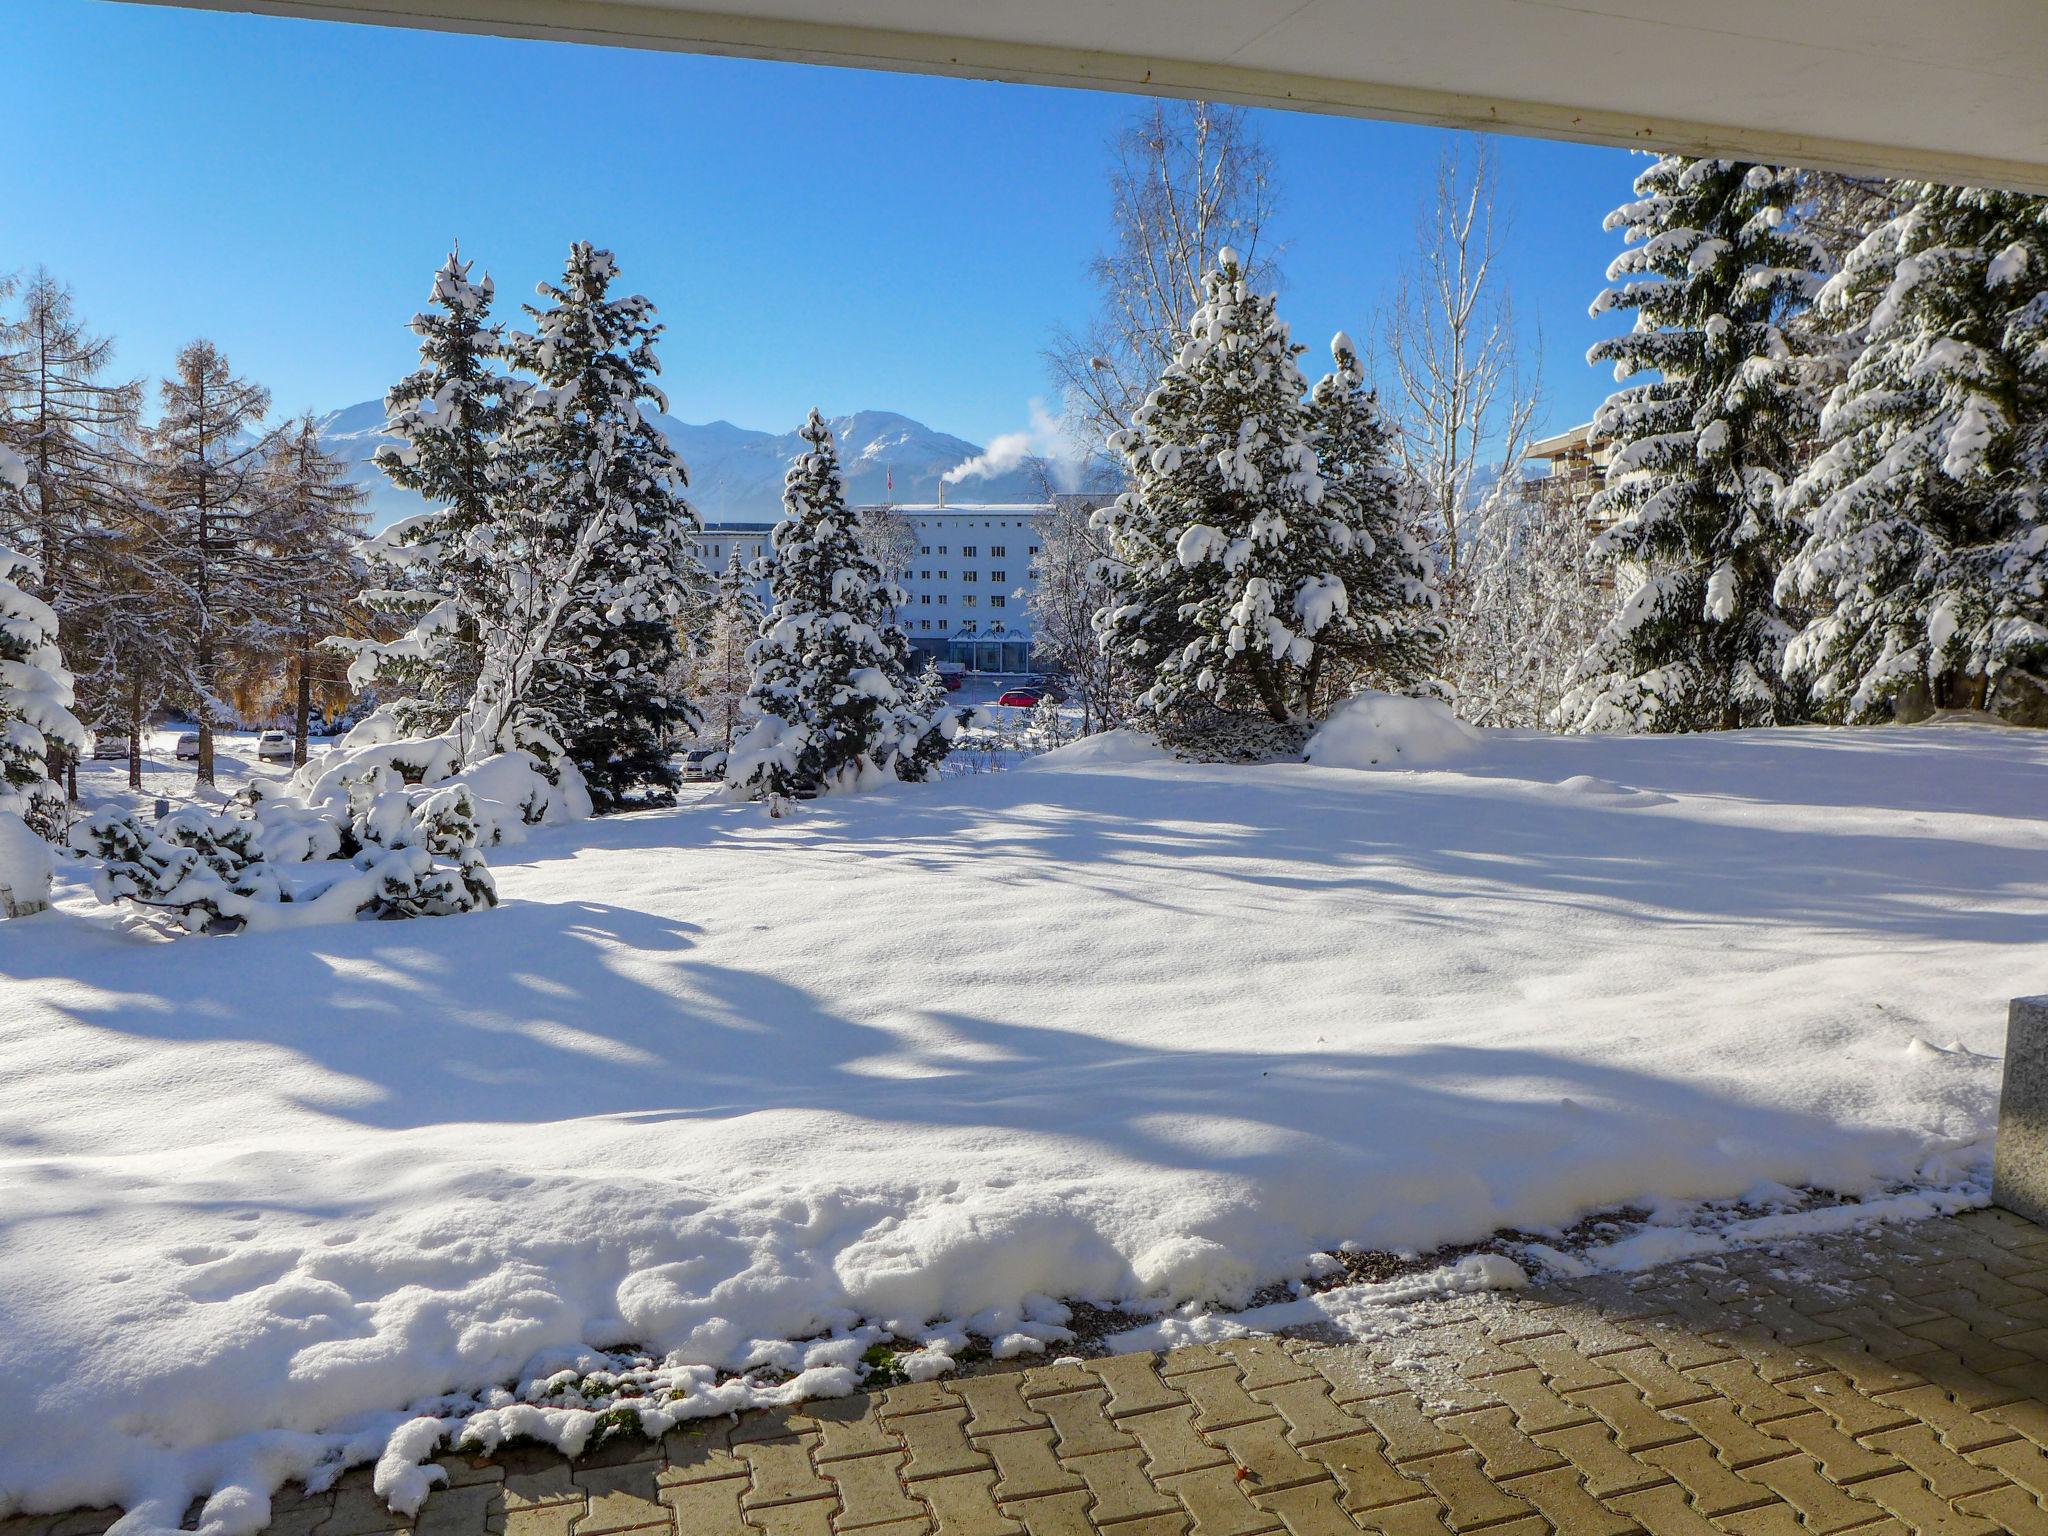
[354, 251, 516, 734]
[1558, 157, 1826, 733]
[503, 243, 703, 810]
[726, 410, 949, 799]
[0, 446, 87, 845]
[1777, 183, 2048, 722]
[1093, 251, 1441, 738]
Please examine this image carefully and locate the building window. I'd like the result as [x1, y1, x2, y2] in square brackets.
[919, 545, 930, 555]
[990, 545, 1006, 557]
[961, 545, 976, 557]
[960, 622, 976, 635]
[963, 570, 977, 582]
[920, 619, 930, 631]
[962, 595, 977, 608]
[920, 594, 931, 605]
[1029, 545, 1039, 556]
[938, 546, 948, 555]
[937, 596, 946, 606]
[990, 595, 1006, 609]
[920, 570, 930, 580]
[991, 571, 1005, 584]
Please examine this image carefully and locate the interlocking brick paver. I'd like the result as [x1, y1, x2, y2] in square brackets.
[736, 1439, 835, 1509]
[895, 1405, 991, 1482]
[1853, 1468, 2004, 1536]
[1345, 1498, 1453, 1536]
[981, 1426, 1086, 1503]
[1768, 1410, 1901, 1484]
[1529, 1419, 1669, 1499]
[1245, 1480, 1364, 1536]
[1215, 1338, 1317, 1392]
[1248, 1378, 1361, 1446]
[1956, 1482, 2048, 1536]
[1635, 1436, 1778, 1516]
[1065, 1450, 1181, 1525]
[995, 1492, 1092, 1536]
[1968, 1432, 2048, 1498]
[1876, 1380, 2025, 1452]
[655, 1475, 749, 1536]
[1300, 1433, 1431, 1514]
[1483, 1367, 1597, 1435]
[748, 1500, 842, 1536]
[1038, 1388, 1136, 1459]
[801, 1397, 907, 1462]
[1180, 1366, 1278, 1433]
[1740, 1453, 1891, 1533]
[1437, 1406, 1564, 1482]
[1123, 1405, 1233, 1479]
[1408, 1450, 1537, 1531]
[1153, 1464, 1278, 1536]
[1495, 1465, 1638, 1536]
[1088, 1355, 1188, 1420]
[818, 1452, 924, 1530]
[1343, 1395, 1465, 1464]
[1656, 1395, 1791, 1468]
[1209, 1418, 1328, 1493]
[569, 1464, 666, 1535]
[1566, 1380, 1695, 1451]
[916, 1469, 1022, 1535]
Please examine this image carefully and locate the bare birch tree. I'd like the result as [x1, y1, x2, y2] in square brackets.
[1047, 100, 1282, 452]
[1375, 140, 1541, 585]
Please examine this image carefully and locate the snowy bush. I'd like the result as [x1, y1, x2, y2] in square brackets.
[69, 784, 498, 934]
[0, 810, 55, 918]
[1304, 691, 1482, 770]
[0, 536, 88, 842]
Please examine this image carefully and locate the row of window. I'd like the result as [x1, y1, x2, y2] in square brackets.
[912, 594, 1007, 608]
[914, 545, 1038, 558]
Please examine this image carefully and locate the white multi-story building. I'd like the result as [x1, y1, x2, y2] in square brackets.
[693, 498, 1106, 674]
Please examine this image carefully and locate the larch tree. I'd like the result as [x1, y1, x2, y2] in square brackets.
[1778, 183, 2048, 721]
[357, 250, 516, 733]
[141, 340, 282, 786]
[503, 242, 703, 810]
[726, 410, 939, 800]
[260, 417, 370, 764]
[1093, 251, 1440, 737]
[0, 271, 143, 788]
[691, 547, 761, 758]
[1559, 156, 1826, 734]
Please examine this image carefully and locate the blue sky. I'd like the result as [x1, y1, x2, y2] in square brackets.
[5, 0, 1636, 451]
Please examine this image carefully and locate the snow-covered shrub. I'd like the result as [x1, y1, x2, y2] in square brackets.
[0, 536, 88, 842]
[1304, 691, 1481, 770]
[0, 811, 56, 918]
[71, 806, 282, 933]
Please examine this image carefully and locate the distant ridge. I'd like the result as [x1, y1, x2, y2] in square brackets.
[312, 402, 1084, 529]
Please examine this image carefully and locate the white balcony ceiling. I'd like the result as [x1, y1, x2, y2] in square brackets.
[119, 0, 2048, 193]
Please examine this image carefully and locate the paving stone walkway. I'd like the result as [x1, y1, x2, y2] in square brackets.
[11, 1208, 2048, 1536]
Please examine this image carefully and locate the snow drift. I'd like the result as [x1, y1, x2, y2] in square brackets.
[0, 721, 2041, 1531]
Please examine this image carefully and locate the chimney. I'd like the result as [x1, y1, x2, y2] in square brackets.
[937, 478, 946, 510]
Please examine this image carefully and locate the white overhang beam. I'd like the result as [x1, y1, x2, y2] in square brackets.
[106, 0, 2048, 195]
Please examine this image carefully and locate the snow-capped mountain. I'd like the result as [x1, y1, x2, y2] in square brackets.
[313, 401, 1066, 528]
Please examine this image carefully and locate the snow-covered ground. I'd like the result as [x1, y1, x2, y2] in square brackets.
[2, 720, 2043, 1527]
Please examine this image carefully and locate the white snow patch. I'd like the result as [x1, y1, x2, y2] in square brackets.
[1304, 691, 1480, 769]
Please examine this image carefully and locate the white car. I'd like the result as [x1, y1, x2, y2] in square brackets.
[173, 733, 201, 761]
[257, 730, 294, 763]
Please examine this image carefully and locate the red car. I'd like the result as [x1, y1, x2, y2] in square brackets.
[996, 689, 1043, 708]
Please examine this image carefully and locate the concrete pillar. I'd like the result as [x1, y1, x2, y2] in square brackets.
[1994, 996, 2048, 1225]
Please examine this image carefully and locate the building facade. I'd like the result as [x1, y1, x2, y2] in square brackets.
[693, 498, 1107, 674]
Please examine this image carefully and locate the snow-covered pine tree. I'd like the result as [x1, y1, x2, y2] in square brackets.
[1777, 183, 2048, 722]
[503, 243, 703, 810]
[355, 251, 515, 734]
[142, 340, 284, 785]
[1093, 252, 1439, 737]
[0, 445, 87, 842]
[726, 410, 934, 799]
[1302, 333, 1445, 695]
[690, 547, 761, 758]
[1558, 156, 1826, 734]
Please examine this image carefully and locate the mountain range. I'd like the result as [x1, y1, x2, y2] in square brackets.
[312, 401, 1069, 529]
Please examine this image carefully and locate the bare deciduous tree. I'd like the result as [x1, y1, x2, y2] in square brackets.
[1047, 100, 1282, 453]
[852, 503, 918, 587]
[1376, 140, 1541, 584]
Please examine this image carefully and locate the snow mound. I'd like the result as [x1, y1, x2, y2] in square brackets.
[1304, 692, 1480, 770]
[1540, 774, 1676, 808]
[1028, 727, 1174, 770]
[0, 811, 54, 917]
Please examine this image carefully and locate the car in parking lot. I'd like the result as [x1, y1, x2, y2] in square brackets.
[173, 732, 201, 761]
[257, 730, 294, 762]
[679, 746, 725, 782]
[996, 688, 1044, 708]
[89, 733, 128, 760]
